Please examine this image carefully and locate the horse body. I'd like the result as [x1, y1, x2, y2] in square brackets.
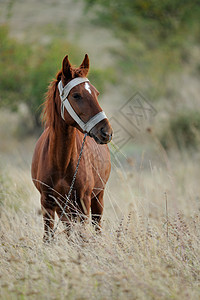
[31, 54, 112, 240]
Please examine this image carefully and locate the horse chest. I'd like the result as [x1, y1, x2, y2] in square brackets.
[54, 167, 93, 198]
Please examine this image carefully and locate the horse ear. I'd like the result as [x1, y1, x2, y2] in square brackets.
[62, 55, 72, 79]
[79, 54, 90, 76]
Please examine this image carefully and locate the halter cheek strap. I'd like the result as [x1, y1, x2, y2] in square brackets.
[58, 78, 107, 133]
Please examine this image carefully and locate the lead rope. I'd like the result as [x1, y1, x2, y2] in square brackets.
[53, 133, 88, 235]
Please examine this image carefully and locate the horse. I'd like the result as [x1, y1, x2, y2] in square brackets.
[31, 54, 113, 241]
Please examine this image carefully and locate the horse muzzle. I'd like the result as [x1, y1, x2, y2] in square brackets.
[90, 120, 113, 144]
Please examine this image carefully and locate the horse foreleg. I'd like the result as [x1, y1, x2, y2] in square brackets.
[91, 190, 104, 232]
[79, 197, 91, 223]
[56, 206, 72, 237]
[41, 196, 55, 242]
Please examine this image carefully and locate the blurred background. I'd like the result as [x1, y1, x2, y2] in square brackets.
[0, 0, 200, 216]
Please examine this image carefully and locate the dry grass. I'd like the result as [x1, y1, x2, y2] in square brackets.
[1, 141, 200, 300]
[0, 1, 199, 298]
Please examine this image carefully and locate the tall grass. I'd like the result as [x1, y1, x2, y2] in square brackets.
[1, 143, 200, 299]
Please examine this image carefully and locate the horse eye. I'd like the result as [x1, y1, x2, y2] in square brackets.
[73, 93, 81, 100]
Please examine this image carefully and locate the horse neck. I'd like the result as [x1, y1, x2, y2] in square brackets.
[49, 113, 78, 171]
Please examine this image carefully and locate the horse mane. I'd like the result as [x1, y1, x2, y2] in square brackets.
[42, 67, 86, 128]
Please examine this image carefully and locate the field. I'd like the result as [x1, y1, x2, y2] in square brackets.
[1, 0, 200, 299]
[1, 109, 200, 299]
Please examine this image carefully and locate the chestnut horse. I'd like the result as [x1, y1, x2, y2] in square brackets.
[31, 54, 113, 241]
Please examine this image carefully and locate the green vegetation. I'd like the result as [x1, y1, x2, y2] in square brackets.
[84, 0, 200, 98]
[0, 25, 73, 130]
[0, 25, 115, 133]
[1, 0, 200, 148]
[83, 0, 200, 150]
[160, 111, 200, 150]
[84, 0, 200, 43]
[0, 26, 31, 110]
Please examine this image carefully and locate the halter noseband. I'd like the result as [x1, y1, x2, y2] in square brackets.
[58, 78, 107, 133]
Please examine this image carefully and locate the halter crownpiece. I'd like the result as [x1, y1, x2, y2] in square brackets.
[58, 77, 107, 133]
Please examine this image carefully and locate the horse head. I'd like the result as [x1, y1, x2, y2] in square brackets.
[58, 54, 113, 144]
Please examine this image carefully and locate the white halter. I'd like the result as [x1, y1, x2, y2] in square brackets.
[58, 78, 107, 133]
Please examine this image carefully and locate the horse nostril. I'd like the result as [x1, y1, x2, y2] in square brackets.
[101, 128, 112, 141]
[100, 127, 108, 138]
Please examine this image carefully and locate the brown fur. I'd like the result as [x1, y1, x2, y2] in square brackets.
[31, 54, 113, 241]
